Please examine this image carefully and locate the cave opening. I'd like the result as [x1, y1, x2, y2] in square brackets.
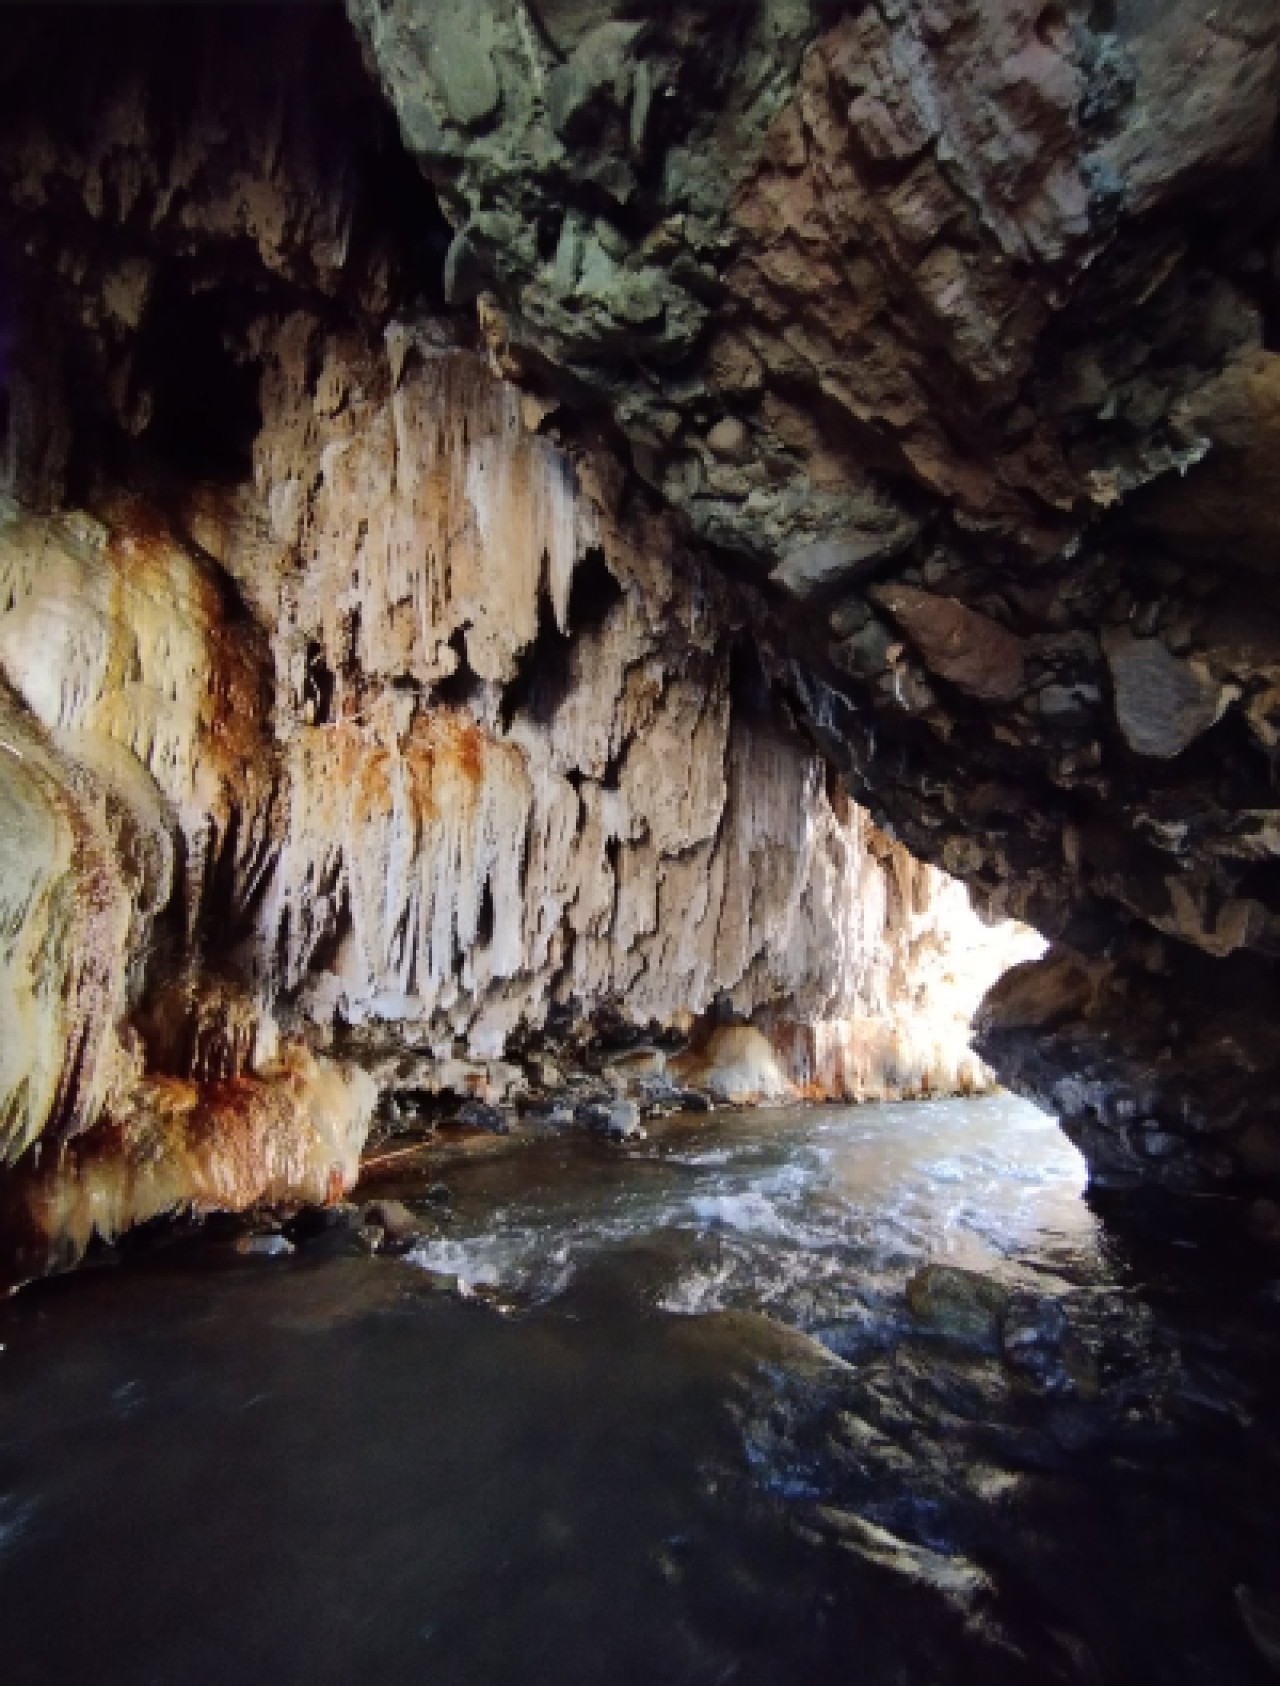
[4, 2, 1280, 1679]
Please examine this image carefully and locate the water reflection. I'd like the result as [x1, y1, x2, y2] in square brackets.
[401, 1095, 1105, 1337]
[0, 1096, 1275, 1686]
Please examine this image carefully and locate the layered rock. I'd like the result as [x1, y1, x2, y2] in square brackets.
[346, 0, 1280, 1189]
[7, 0, 1280, 1234]
[0, 0, 1029, 1276]
[0, 320, 1023, 1272]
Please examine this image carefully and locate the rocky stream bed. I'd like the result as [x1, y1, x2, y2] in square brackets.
[3, 1094, 1279, 1685]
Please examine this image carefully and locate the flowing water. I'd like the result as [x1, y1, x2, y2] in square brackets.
[2, 1095, 1279, 1685]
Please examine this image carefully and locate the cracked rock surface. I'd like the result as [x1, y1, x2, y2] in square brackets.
[348, 0, 1280, 1192]
[3, 0, 1280, 1256]
[0, 4, 1031, 1276]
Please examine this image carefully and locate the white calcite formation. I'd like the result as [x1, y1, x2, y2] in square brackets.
[0, 322, 1029, 1268]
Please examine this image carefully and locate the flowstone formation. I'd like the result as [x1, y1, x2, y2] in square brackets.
[348, 0, 1280, 1192]
[5, 0, 1280, 1271]
[0, 4, 1026, 1279]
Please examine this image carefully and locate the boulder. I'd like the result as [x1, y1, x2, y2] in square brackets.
[454, 1098, 511, 1134]
[772, 521, 917, 599]
[362, 1198, 421, 1242]
[1103, 628, 1228, 759]
[522, 1097, 578, 1128]
[871, 584, 1027, 704]
[579, 1096, 644, 1139]
[905, 1265, 1009, 1351]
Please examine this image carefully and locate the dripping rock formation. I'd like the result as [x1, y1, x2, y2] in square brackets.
[1, 0, 1280, 1267]
[0, 3, 1031, 1280]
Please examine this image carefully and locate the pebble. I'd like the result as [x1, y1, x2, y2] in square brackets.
[235, 1233, 294, 1259]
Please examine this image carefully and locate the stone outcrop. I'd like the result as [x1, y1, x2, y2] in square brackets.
[0, 4, 1037, 1277]
[5, 0, 1280, 1234]
[0, 325, 1020, 1270]
[344, 0, 1280, 1191]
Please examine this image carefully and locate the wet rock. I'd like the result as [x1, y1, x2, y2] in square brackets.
[675, 1089, 712, 1112]
[1236, 1584, 1280, 1673]
[606, 1098, 644, 1139]
[578, 1096, 644, 1139]
[417, 1267, 471, 1297]
[285, 1203, 364, 1243]
[1001, 1293, 1068, 1362]
[998, 1293, 1100, 1395]
[361, 1199, 421, 1243]
[906, 1265, 1008, 1351]
[235, 1233, 294, 1259]
[453, 1099, 512, 1134]
[522, 1098, 578, 1128]
[298, 1222, 384, 1259]
[812, 1509, 993, 1612]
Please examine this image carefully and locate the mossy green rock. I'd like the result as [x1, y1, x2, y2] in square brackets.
[428, 0, 502, 130]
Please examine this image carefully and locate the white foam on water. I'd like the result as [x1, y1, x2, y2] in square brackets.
[689, 1190, 801, 1239]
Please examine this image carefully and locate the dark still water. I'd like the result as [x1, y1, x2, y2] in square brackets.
[2, 1096, 1279, 1686]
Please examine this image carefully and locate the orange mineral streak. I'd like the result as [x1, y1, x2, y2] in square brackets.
[0, 1045, 375, 1288]
[0, 327, 1036, 1275]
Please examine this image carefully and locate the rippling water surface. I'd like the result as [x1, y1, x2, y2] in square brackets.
[404, 1093, 1103, 1325]
[2, 1096, 1278, 1686]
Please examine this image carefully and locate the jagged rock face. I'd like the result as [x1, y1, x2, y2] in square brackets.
[8, 0, 1280, 1217]
[346, 0, 1280, 1189]
[0, 334, 1014, 1157]
[0, 5, 1033, 1272]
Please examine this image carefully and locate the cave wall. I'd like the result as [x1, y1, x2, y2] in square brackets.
[344, 0, 1280, 1191]
[8, 0, 1280, 1227]
[0, 2, 1025, 1271]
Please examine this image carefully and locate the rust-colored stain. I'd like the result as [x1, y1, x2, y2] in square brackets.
[451, 715, 488, 785]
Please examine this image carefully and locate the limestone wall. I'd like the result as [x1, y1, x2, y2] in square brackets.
[0, 329, 1022, 1265]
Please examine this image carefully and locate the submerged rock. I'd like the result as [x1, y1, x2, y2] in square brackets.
[905, 1266, 1009, 1352]
[812, 1509, 993, 1612]
[361, 1199, 421, 1243]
